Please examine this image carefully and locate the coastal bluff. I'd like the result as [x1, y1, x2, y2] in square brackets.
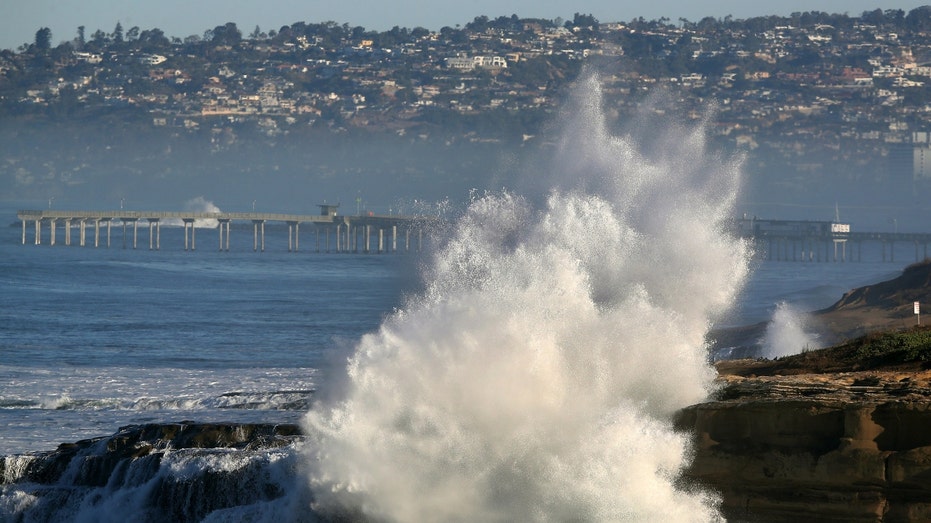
[676, 370, 931, 522]
[679, 260, 931, 522]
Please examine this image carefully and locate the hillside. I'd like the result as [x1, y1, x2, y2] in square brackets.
[710, 259, 931, 358]
[814, 259, 931, 340]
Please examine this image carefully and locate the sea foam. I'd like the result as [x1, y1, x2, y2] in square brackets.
[301, 73, 749, 521]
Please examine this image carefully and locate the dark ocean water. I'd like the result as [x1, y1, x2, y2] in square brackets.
[0, 211, 419, 455]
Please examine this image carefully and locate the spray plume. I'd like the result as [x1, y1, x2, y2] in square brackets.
[762, 302, 820, 359]
[302, 74, 750, 522]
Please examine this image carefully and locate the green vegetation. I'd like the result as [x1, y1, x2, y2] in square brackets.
[851, 329, 931, 366]
[725, 326, 931, 377]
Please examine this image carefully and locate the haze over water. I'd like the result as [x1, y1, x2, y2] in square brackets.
[301, 74, 750, 521]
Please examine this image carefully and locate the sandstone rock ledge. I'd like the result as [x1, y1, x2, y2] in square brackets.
[675, 371, 931, 522]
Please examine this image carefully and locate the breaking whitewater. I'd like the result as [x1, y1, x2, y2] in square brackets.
[4, 74, 754, 521]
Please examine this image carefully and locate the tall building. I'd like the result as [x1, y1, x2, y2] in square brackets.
[913, 132, 931, 181]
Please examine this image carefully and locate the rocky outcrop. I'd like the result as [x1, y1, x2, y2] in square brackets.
[690, 262, 931, 521]
[1, 422, 305, 522]
[1, 422, 301, 487]
[675, 374, 931, 522]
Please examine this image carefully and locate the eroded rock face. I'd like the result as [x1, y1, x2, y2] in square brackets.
[676, 375, 931, 522]
[1, 422, 305, 522]
[1, 422, 301, 487]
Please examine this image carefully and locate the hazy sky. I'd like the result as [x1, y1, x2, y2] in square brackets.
[2, 1, 928, 51]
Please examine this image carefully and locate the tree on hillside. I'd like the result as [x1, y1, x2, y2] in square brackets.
[885, 9, 906, 27]
[210, 22, 242, 46]
[34, 27, 51, 51]
[569, 13, 598, 28]
[906, 6, 931, 32]
[112, 22, 124, 44]
[466, 16, 490, 32]
[89, 29, 109, 48]
[137, 28, 170, 51]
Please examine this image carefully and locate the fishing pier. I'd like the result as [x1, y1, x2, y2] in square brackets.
[16, 205, 431, 253]
[736, 217, 931, 263]
[17, 210, 931, 262]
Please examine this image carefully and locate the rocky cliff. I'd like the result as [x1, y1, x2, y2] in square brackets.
[675, 363, 931, 522]
[681, 261, 931, 521]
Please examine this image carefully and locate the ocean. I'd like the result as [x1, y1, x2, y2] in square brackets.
[1, 77, 921, 521]
[0, 213, 416, 456]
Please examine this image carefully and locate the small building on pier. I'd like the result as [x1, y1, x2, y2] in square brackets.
[735, 217, 849, 240]
[318, 204, 339, 217]
[735, 217, 850, 262]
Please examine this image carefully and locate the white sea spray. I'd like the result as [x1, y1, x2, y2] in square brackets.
[301, 73, 750, 521]
[762, 301, 821, 359]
